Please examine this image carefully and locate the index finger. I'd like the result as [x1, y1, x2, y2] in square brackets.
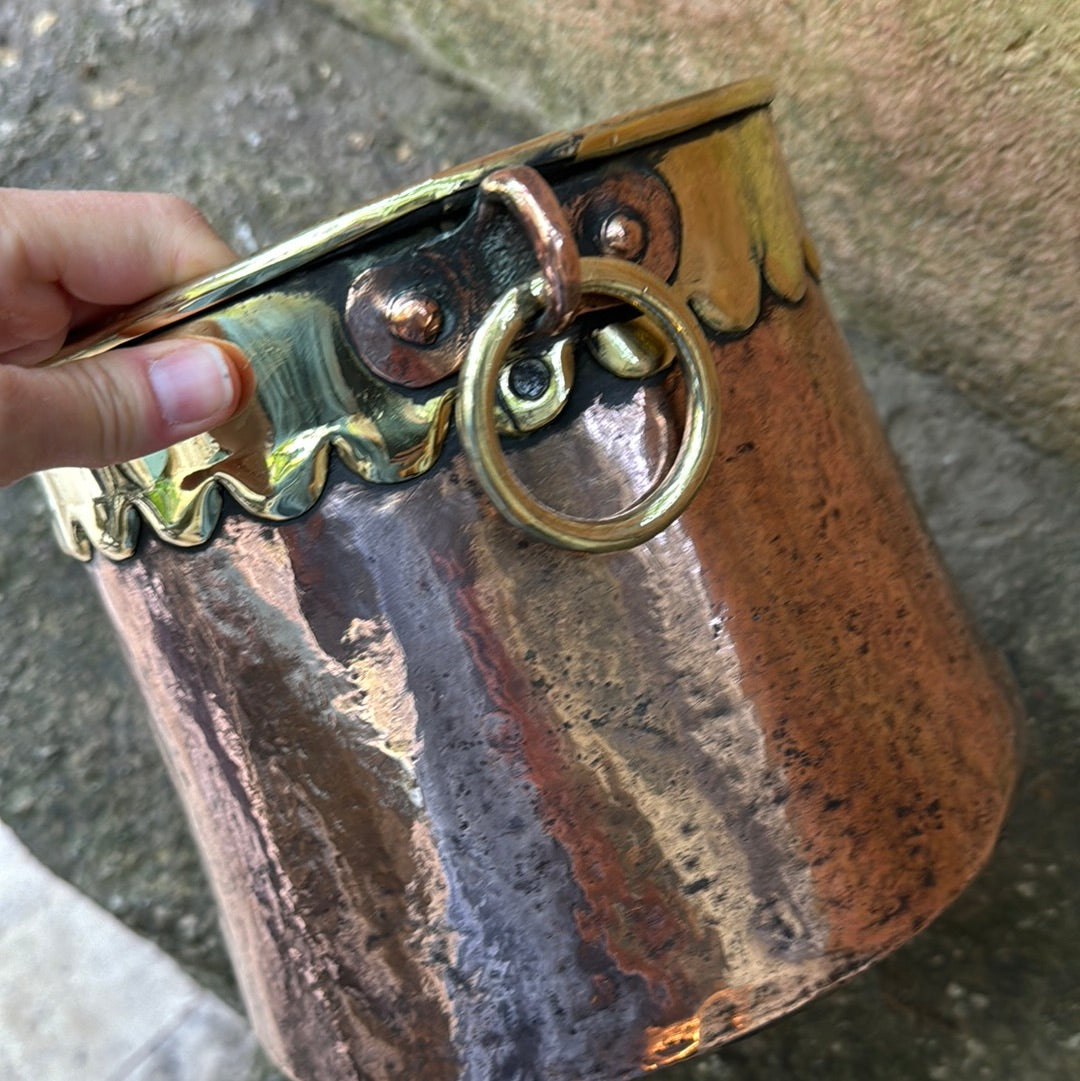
[0, 189, 237, 365]
[0, 188, 236, 308]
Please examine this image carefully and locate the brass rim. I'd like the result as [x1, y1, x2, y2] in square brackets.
[456, 257, 720, 553]
[48, 79, 774, 368]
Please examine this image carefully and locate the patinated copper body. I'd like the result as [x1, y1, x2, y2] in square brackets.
[43, 82, 1019, 1080]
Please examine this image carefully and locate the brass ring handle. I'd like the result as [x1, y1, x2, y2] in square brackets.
[456, 257, 720, 553]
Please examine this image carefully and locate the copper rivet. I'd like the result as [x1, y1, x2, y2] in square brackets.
[385, 292, 443, 345]
[599, 212, 646, 261]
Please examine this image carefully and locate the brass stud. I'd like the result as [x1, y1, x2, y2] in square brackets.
[384, 292, 443, 346]
[599, 212, 646, 261]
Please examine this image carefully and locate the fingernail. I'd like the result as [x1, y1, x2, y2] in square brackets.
[149, 342, 234, 427]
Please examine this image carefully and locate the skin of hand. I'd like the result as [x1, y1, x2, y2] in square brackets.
[0, 188, 247, 487]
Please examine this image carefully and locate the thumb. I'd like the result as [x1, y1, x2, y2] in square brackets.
[0, 337, 245, 487]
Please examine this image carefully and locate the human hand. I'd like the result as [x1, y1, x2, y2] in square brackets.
[0, 189, 246, 487]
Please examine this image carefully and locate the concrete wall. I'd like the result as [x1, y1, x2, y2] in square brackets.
[324, 0, 1080, 460]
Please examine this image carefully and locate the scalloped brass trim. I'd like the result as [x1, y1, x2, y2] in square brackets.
[39, 79, 817, 561]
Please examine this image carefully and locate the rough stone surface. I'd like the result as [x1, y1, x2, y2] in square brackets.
[0, 1, 1078, 1080]
[0, 825, 260, 1081]
[324, 0, 1080, 463]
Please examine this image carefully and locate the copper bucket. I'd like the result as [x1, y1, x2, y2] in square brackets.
[41, 79, 1019, 1081]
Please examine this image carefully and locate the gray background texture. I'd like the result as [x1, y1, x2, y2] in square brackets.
[0, 2, 1077, 1079]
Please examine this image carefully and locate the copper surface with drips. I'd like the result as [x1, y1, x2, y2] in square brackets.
[46, 81, 1021, 1081]
[91, 279, 1017, 1079]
